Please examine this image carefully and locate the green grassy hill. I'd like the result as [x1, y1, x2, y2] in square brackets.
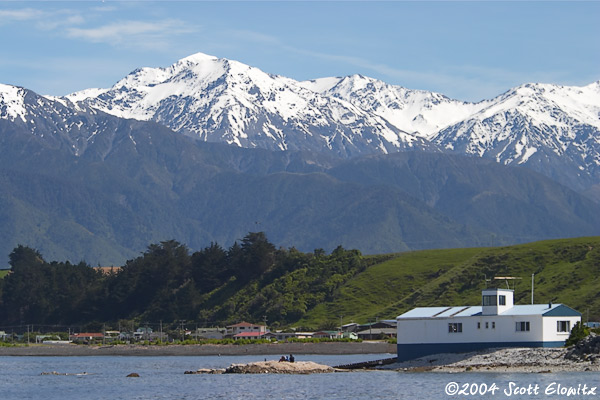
[298, 237, 600, 328]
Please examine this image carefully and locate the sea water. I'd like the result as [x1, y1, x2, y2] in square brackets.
[0, 354, 597, 399]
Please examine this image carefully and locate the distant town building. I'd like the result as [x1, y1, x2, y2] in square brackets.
[226, 321, 267, 339]
[69, 333, 104, 343]
[193, 327, 226, 340]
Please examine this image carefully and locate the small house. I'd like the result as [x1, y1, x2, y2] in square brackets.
[357, 320, 397, 340]
[294, 332, 315, 339]
[233, 331, 268, 340]
[269, 331, 295, 341]
[193, 327, 226, 340]
[313, 330, 341, 339]
[396, 288, 581, 361]
[226, 322, 267, 338]
[70, 333, 104, 343]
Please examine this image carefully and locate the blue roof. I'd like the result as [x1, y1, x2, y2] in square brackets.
[397, 303, 580, 319]
[397, 306, 480, 319]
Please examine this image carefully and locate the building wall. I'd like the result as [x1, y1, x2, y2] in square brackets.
[481, 289, 514, 316]
[397, 315, 545, 345]
[396, 314, 580, 361]
[542, 316, 580, 342]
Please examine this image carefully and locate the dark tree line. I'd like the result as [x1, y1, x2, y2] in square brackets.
[0, 233, 367, 328]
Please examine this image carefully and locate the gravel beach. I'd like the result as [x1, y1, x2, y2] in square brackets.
[0, 341, 396, 357]
[391, 347, 600, 373]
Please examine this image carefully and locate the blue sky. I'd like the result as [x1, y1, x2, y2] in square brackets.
[1, 1, 598, 102]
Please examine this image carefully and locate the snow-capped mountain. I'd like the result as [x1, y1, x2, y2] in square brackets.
[431, 82, 600, 191]
[300, 75, 600, 195]
[3, 72, 600, 263]
[300, 74, 487, 138]
[67, 53, 432, 157]
[6, 52, 600, 196]
[0, 83, 143, 158]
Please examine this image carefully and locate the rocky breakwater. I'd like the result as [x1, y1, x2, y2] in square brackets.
[566, 333, 600, 363]
[185, 361, 336, 375]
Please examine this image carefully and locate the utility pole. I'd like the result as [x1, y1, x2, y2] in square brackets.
[587, 308, 590, 324]
[179, 320, 186, 342]
[531, 274, 534, 304]
[262, 315, 267, 339]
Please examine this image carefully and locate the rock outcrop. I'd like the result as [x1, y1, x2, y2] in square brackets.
[186, 360, 335, 375]
[565, 333, 600, 362]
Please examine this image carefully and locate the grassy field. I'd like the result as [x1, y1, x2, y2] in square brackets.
[298, 237, 600, 328]
[0, 270, 9, 279]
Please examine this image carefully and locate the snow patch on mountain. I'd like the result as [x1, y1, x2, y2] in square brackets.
[0, 84, 27, 122]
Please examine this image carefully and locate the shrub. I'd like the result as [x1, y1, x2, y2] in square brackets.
[565, 321, 589, 347]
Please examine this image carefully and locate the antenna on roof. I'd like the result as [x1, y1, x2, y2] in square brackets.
[493, 276, 522, 290]
[484, 274, 491, 288]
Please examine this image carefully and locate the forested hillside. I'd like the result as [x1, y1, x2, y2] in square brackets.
[0, 233, 389, 330]
[0, 235, 598, 332]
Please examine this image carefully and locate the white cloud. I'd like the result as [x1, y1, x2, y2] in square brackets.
[66, 19, 196, 49]
[229, 29, 281, 46]
[37, 14, 85, 30]
[0, 8, 45, 22]
[226, 29, 544, 101]
[0, 7, 85, 30]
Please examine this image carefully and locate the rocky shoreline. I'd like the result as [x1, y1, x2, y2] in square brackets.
[390, 347, 600, 373]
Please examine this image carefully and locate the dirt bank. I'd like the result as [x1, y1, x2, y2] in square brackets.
[0, 341, 396, 357]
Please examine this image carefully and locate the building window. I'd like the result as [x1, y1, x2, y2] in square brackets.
[485, 322, 489, 329]
[448, 323, 462, 333]
[492, 321, 495, 329]
[516, 321, 530, 332]
[477, 322, 481, 329]
[499, 295, 506, 306]
[557, 321, 571, 333]
[483, 295, 497, 306]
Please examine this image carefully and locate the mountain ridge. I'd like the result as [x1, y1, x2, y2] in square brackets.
[58, 52, 600, 196]
[1, 56, 600, 264]
[1, 86, 600, 264]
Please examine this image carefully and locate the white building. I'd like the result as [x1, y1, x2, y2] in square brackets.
[225, 322, 267, 338]
[396, 288, 581, 361]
